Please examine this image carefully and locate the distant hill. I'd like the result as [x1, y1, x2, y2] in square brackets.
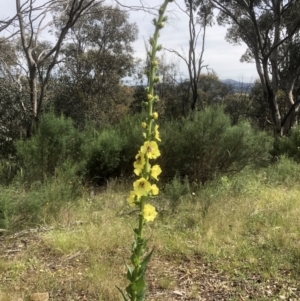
[221, 79, 254, 93]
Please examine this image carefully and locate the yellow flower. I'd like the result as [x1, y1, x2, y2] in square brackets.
[141, 122, 147, 129]
[154, 125, 161, 142]
[127, 191, 138, 207]
[133, 178, 152, 197]
[140, 141, 160, 159]
[151, 184, 159, 195]
[143, 204, 157, 222]
[133, 151, 145, 176]
[150, 165, 162, 180]
[152, 112, 158, 119]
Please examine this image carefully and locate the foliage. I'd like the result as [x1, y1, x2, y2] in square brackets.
[83, 127, 124, 185]
[51, 4, 138, 128]
[0, 157, 19, 186]
[129, 86, 148, 114]
[197, 72, 232, 107]
[160, 106, 271, 184]
[116, 113, 146, 176]
[223, 92, 252, 125]
[0, 187, 16, 229]
[265, 155, 300, 186]
[0, 77, 30, 158]
[274, 125, 300, 163]
[15, 112, 84, 185]
[211, 0, 300, 135]
[0, 161, 82, 230]
[1, 0, 99, 136]
[164, 175, 191, 211]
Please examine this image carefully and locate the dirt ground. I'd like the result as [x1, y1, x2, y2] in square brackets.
[1, 229, 299, 301]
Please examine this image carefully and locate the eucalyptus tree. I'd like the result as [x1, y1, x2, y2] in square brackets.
[0, 38, 30, 153]
[165, 0, 213, 113]
[209, 0, 300, 136]
[52, 3, 138, 127]
[0, 0, 101, 136]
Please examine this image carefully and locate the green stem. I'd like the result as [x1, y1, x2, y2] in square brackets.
[130, 196, 145, 301]
[147, 0, 169, 138]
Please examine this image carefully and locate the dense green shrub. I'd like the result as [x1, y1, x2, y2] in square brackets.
[159, 107, 272, 184]
[12, 108, 272, 188]
[275, 125, 300, 162]
[15, 112, 84, 185]
[0, 187, 16, 229]
[83, 127, 124, 184]
[0, 157, 19, 185]
[116, 113, 145, 175]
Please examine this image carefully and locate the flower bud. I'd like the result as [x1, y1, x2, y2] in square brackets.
[147, 94, 153, 101]
[158, 22, 164, 29]
[141, 122, 147, 128]
[152, 112, 158, 119]
[152, 60, 158, 67]
[156, 44, 162, 51]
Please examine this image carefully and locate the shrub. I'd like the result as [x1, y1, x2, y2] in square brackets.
[80, 114, 147, 184]
[0, 187, 16, 229]
[164, 175, 191, 211]
[15, 112, 84, 185]
[159, 106, 271, 184]
[116, 113, 145, 175]
[0, 157, 19, 185]
[83, 127, 124, 185]
[275, 125, 300, 162]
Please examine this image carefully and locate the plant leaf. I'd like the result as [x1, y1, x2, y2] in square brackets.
[139, 249, 154, 275]
[116, 286, 129, 301]
[126, 262, 133, 281]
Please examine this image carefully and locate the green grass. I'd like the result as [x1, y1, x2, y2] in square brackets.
[1, 159, 300, 300]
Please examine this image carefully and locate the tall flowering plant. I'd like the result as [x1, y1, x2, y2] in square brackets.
[118, 1, 173, 300]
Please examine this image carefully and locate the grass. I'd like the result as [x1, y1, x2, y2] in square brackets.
[1, 159, 300, 300]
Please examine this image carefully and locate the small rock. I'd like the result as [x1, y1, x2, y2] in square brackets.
[30, 292, 49, 301]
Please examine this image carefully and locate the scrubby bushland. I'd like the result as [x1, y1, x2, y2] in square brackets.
[12, 112, 145, 187]
[79, 113, 145, 184]
[159, 106, 272, 184]
[8, 108, 271, 188]
[0, 108, 273, 231]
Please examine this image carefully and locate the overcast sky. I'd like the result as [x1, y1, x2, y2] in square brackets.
[120, 0, 258, 82]
[0, 0, 258, 82]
